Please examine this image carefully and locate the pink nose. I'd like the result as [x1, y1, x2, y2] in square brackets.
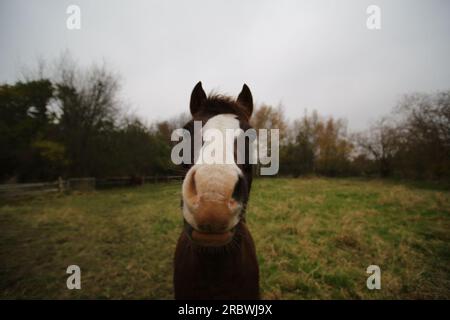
[182, 164, 240, 233]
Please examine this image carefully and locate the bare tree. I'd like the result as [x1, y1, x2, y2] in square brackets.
[394, 91, 450, 178]
[355, 118, 400, 177]
[54, 55, 122, 176]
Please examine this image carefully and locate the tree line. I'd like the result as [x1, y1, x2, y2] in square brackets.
[0, 58, 178, 182]
[255, 97, 449, 180]
[1, 58, 449, 182]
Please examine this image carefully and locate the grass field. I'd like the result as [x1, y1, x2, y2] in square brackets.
[0, 178, 449, 299]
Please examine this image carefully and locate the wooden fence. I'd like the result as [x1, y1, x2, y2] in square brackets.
[0, 176, 183, 199]
[0, 181, 62, 198]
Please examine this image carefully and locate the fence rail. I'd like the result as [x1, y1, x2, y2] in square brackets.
[0, 176, 183, 199]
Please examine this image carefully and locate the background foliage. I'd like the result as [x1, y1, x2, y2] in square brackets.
[1, 57, 449, 182]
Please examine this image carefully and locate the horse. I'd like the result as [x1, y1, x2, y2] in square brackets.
[173, 82, 259, 299]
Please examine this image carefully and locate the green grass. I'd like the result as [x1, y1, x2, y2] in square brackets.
[0, 178, 449, 299]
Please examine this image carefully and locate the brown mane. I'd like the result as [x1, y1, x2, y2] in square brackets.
[195, 94, 251, 121]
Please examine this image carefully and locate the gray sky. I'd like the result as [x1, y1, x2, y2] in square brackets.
[1, 0, 449, 130]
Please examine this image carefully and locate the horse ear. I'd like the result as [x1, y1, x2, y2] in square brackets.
[237, 84, 253, 118]
[190, 81, 207, 115]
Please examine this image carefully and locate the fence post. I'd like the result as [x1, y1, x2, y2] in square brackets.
[58, 176, 64, 193]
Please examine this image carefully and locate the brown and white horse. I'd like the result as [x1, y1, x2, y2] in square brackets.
[173, 82, 259, 299]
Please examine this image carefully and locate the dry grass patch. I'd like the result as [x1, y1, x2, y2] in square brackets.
[1, 178, 449, 299]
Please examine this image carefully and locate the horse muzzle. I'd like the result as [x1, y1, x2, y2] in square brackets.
[181, 164, 246, 246]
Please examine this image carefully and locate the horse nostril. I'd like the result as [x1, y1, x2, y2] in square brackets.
[189, 170, 197, 195]
[183, 168, 198, 205]
[228, 199, 239, 211]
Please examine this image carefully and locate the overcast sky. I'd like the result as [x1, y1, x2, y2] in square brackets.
[1, 0, 449, 130]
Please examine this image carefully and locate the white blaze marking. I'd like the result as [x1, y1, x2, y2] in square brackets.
[182, 114, 243, 228]
[196, 114, 242, 174]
